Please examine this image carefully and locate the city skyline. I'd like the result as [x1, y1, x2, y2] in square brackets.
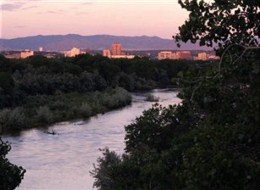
[1, 0, 189, 39]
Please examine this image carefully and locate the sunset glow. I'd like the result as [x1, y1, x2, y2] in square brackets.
[1, 0, 189, 39]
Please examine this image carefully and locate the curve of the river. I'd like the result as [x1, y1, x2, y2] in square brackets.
[2, 89, 181, 190]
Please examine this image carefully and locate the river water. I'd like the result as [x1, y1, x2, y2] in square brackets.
[2, 89, 181, 190]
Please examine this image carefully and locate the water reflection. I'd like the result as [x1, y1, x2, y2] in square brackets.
[2, 90, 181, 190]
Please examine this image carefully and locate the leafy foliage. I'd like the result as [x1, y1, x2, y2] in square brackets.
[174, 0, 260, 53]
[0, 137, 26, 190]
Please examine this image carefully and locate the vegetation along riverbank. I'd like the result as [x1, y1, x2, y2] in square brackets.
[0, 53, 212, 133]
[0, 87, 131, 133]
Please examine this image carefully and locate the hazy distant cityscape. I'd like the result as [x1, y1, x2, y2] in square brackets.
[0, 35, 219, 60]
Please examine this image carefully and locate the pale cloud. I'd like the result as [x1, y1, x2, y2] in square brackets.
[0, 0, 93, 12]
[22, 5, 40, 10]
[46, 10, 63, 14]
[36, 9, 64, 15]
[1, 3, 25, 11]
[1, 0, 42, 11]
[15, 25, 27, 28]
[80, 2, 93, 5]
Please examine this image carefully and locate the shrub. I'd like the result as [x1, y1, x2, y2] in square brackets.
[0, 137, 26, 190]
[36, 106, 53, 124]
[0, 108, 28, 131]
[145, 94, 159, 102]
[79, 102, 92, 118]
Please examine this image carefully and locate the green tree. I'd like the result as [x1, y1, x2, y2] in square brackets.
[0, 72, 14, 95]
[0, 138, 26, 190]
[90, 148, 141, 190]
[0, 72, 15, 108]
[174, 0, 260, 52]
[91, 1, 260, 189]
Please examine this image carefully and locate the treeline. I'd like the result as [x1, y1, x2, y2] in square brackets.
[0, 54, 211, 132]
[0, 54, 213, 109]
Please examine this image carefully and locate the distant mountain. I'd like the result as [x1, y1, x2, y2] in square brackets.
[0, 34, 211, 51]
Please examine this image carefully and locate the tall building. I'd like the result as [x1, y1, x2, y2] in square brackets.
[111, 42, 122, 55]
[102, 43, 134, 59]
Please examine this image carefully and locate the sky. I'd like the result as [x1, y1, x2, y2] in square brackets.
[0, 0, 190, 39]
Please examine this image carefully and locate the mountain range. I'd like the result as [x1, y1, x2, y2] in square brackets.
[0, 34, 210, 51]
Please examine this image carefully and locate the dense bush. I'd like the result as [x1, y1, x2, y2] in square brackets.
[36, 106, 53, 124]
[0, 137, 26, 190]
[0, 108, 28, 131]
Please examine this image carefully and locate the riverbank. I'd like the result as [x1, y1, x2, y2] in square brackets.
[2, 90, 181, 190]
[0, 87, 131, 134]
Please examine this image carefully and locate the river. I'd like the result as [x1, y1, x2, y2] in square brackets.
[2, 89, 181, 190]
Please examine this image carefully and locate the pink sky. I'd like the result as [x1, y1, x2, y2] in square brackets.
[1, 0, 189, 39]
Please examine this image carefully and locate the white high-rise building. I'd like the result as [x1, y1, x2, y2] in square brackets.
[64, 47, 82, 57]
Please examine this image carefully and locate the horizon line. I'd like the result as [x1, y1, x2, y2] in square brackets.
[0, 33, 173, 40]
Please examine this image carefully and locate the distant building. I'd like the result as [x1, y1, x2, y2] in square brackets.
[194, 52, 208, 60]
[102, 49, 111, 58]
[110, 55, 135, 59]
[63, 47, 82, 57]
[3, 49, 34, 59]
[176, 51, 192, 60]
[4, 52, 21, 59]
[102, 43, 134, 59]
[21, 49, 34, 58]
[207, 53, 220, 60]
[193, 52, 220, 60]
[199, 52, 208, 60]
[158, 51, 174, 60]
[157, 50, 192, 60]
[111, 42, 122, 56]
